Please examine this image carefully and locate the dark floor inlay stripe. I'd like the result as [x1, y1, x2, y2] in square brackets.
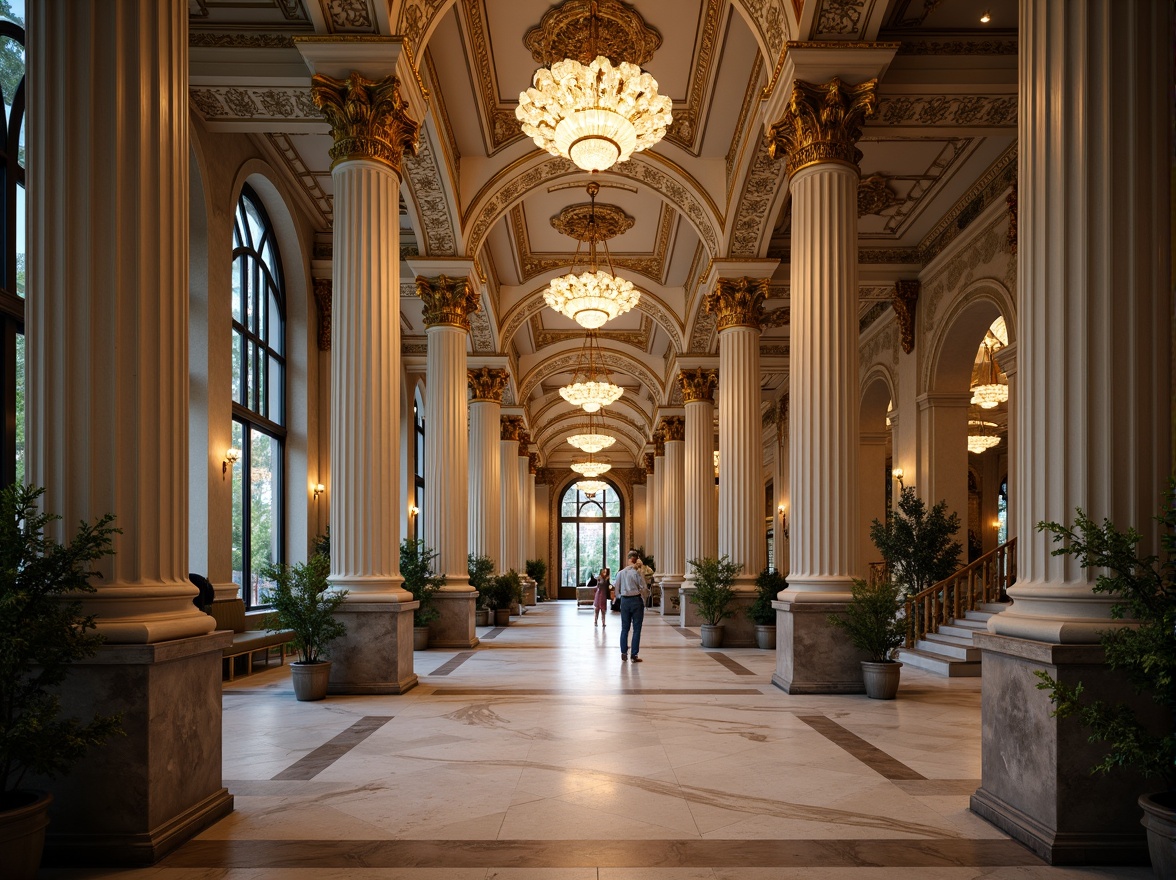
[272, 715, 393, 781]
[478, 626, 506, 640]
[798, 715, 925, 781]
[427, 688, 761, 695]
[706, 652, 757, 676]
[165, 838, 1042, 869]
[895, 778, 982, 795]
[429, 651, 475, 676]
[673, 626, 700, 639]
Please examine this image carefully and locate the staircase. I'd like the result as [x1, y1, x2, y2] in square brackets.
[895, 539, 1017, 677]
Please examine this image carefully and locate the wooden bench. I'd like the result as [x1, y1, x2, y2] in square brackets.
[208, 598, 294, 681]
[576, 586, 596, 608]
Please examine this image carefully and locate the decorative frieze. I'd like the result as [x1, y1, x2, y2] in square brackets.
[858, 174, 901, 216]
[660, 416, 685, 442]
[703, 277, 769, 331]
[893, 280, 920, 354]
[644, 452, 655, 474]
[468, 367, 508, 402]
[416, 274, 480, 329]
[678, 368, 717, 402]
[310, 72, 420, 172]
[313, 277, 332, 351]
[766, 77, 877, 177]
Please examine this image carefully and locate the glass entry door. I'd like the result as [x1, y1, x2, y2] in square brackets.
[558, 482, 623, 599]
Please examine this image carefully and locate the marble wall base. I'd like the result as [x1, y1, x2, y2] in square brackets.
[39, 632, 234, 866]
[430, 591, 479, 649]
[660, 582, 681, 617]
[328, 602, 418, 694]
[772, 597, 867, 694]
[523, 580, 537, 606]
[970, 633, 1156, 865]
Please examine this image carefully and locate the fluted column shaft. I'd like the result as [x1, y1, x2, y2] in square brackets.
[650, 456, 662, 567]
[992, 0, 1170, 642]
[684, 399, 717, 574]
[27, 0, 213, 643]
[661, 425, 685, 579]
[526, 469, 537, 562]
[468, 398, 502, 562]
[424, 323, 470, 588]
[717, 325, 765, 581]
[786, 163, 860, 597]
[517, 450, 530, 570]
[500, 429, 520, 573]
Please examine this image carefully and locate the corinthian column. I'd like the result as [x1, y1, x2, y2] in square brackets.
[418, 274, 480, 648]
[499, 416, 522, 576]
[26, 0, 230, 856]
[312, 69, 420, 693]
[516, 431, 534, 606]
[680, 369, 718, 603]
[468, 368, 507, 566]
[970, 0, 1171, 861]
[767, 76, 876, 691]
[702, 276, 769, 646]
[659, 416, 686, 610]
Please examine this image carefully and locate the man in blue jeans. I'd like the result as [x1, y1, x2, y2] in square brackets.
[615, 549, 647, 662]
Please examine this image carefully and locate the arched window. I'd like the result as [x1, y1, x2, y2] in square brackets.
[231, 185, 286, 608]
[558, 481, 622, 591]
[412, 388, 424, 540]
[997, 476, 1008, 545]
[0, 13, 24, 487]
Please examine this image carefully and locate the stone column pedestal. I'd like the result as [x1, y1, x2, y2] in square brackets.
[328, 602, 419, 694]
[969, 633, 1156, 865]
[771, 597, 866, 694]
[40, 634, 234, 866]
[430, 591, 478, 649]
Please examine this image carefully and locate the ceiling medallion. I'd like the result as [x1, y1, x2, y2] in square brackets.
[575, 478, 609, 497]
[516, 1, 672, 173]
[551, 202, 634, 242]
[545, 183, 640, 329]
[559, 328, 623, 413]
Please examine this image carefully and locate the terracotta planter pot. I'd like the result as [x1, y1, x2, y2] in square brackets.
[475, 608, 490, 627]
[494, 608, 511, 627]
[413, 626, 430, 651]
[0, 791, 52, 880]
[290, 660, 331, 701]
[861, 660, 902, 700]
[755, 624, 777, 650]
[1140, 791, 1176, 879]
[700, 624, 724, 648]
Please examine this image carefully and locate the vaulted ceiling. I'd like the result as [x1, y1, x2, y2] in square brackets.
[189, 0, 1018, 467]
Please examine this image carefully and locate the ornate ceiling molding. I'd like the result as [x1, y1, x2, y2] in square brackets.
[551, 201, 634, 242]
[663, 0, 722, 153]
[533, 413, 646, 462]
[189, 33, 298, 49]
[190, 85, 321, 124]
[264, 133, 333, 225]
[519, 349, 664, 406]
[870, 94, 1016, 128]
[318, 0, 378, 32]
[729, 134, 788, 257]
[858, 173, 902, 216]
[726, 53, 764, 197]
[895, 39, 1017, 56]
[530, 313, 653, 351]
[814, 0, 870, 39]
[402, 126, 458, 255]
[530, 391, 653, 434]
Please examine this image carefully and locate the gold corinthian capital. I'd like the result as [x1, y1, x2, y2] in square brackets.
[468, 367, 508, 403]
[703, 277, 769, 332]
[678, 368, 717, 403]
[311, 71, 420, 173]
[660, 416, 685, 442]
[643, 452, 655, 474]
[766, 77, 877, 178]
[416, 274, 481, 329]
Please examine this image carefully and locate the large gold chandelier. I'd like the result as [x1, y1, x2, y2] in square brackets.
[574, 479, 608, 497]
[516, 1, 672, 173]
[570, 457, 612, 478]
[545, 182, 639, 329]
[967, 417, 1001, 454]
[970, 341, 1008, 409]
[567, 407, 616, 454]
[559, 329, 623, 413]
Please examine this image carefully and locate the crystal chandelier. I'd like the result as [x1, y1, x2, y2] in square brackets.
[567, 407, 616, 454]
[516, 3, 672, 173]
[575, 479, 608, 497]
[967, 418, 1001, 454]
[545, 183, 639, 329]
[559, 329, 623, 413]
[570, 458, 612, 477]
[970, 341, 1008, 409]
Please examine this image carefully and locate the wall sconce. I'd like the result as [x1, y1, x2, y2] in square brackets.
[222, 447, 241, 479]
[991, 519, 1002, 531]
[313, 483, 326, 501]
[408, 504, 420, 517]
[778, 503, 789, 539]
[891, 467, 904, 490]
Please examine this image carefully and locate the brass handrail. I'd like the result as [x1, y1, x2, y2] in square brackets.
[902, 538, 1017, 649]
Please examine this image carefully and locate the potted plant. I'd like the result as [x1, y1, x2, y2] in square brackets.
[505, 568, 524, 615]
[0, 484, 124, 879]
[400, 539, 445, 650]
[1034, 488, 1176, 878]
[748, 567, 786, 649]
[870, 486, 963, 599]
[688, 555, 742, 648]
[261, 553, 347, 701]
[525, 558, 547, 601]
[468, 553, 495, 627]
[485, 575, 515, 627]
[827, 578, 905, 699]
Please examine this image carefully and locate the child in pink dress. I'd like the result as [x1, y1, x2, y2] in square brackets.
[593, 568, 611, 627]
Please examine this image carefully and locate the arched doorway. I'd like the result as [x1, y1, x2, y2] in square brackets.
[557, 480, 624, 596]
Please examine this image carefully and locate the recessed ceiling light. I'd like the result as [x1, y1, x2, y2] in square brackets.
[980, 10, 992, 23]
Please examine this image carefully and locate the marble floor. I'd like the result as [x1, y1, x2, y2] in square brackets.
[46, 601, 1151, 880]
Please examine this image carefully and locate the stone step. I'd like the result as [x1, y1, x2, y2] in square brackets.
[938, 622, 984, 640]
[897, 647, 982, 677]
[918, 635, 983, 661]
[948, 615, 989, 630]
[977, 602, 1013, 614]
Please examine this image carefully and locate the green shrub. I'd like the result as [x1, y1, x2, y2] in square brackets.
[688, 555, 742, 626]
[826, 578, 904, 663]
[748, 567, 786, 625]
[400, 539, 445, 626]
[260, 553, 348, 664]
[468, 553, 496, 609]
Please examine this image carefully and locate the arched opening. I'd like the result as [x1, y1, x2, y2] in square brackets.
[557, 479, 624, 594]
[860, 372, 895, 576]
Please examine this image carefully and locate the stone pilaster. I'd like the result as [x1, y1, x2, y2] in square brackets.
[27, 0, 230, 861]
[418, 273, 480, 648]
[499, 416, 522, 574]
[311, 67, 420, 693]
[468, 368, 507, 566]
[973, 0, 1170, 863]
[768, 76, 876, 691]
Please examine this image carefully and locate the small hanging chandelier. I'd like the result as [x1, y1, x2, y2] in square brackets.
[970, 341, 1008, 409]
[967, 417, 1001, 454]
[575, 479, 608, 497]
[545, 182, 639, 329]
[516, 1, 672, 173]
[567, 407, 616, 454]
[559, 329, 623, 413]
[570, 457, 612, 478]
